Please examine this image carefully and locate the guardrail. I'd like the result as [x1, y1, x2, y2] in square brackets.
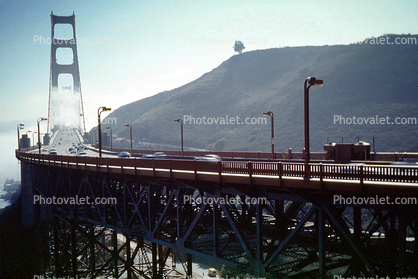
[16, 151, 418, 185]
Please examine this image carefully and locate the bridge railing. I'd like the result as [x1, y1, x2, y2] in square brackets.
[16, 151, 418, 184]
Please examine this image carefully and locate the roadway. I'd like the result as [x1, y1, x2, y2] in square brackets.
[43, 128, 215, 160]
[43, 128, 117, 158]
[48, 129, 82, 155]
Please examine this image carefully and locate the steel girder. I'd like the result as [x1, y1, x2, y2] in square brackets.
[29, 164, 417, 278]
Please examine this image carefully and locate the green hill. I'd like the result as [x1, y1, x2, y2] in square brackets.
[100, 34, 418, 153]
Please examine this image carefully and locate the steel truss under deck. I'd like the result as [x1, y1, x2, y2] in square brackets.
[28, 163, 417, 278]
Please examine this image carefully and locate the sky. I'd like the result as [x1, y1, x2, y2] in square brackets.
[1, 0, 418, 130]
[0, 0, 418, 183]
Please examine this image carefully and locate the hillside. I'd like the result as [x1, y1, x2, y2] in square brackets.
[100, 34, 418, 153]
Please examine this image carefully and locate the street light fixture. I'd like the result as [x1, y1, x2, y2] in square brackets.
[304, 77, 323, 179]
[106, 127, 112, 150]
[174, 119, 184, 156]
[37, 117, 47, 154]
[17, 123, 24, 151]
[124, 124, 133, 153]
[98, 106, 111, 157]
[263, 111, 275, 159]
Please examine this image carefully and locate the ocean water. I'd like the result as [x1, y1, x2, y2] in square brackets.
[0, 198, 11, 209]
[0, 131, 22, 184]
[0, 189, 11, 209]
[0, 128, 24, 210]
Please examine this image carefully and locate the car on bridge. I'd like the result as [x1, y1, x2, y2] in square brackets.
[117, 152, 131, 158]
[76, 151, 87, 157]
[141, 152, 168, 158]
[195, 154, 221, 162]
[208, 268, 218, 277]
[390, 160, 418, 165]
[49, 149, 57, 155]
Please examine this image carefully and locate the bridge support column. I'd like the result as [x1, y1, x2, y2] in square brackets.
[21, 162, 34, 227]
[317, 207, 325, 278]
[89, 223, 96, 274]
[113, 230, 119, 278]
[388, 212, 397, 275]
[152, 242, 157, 279]
[353, 207, 361, 244]
[53, 215, 62, 276]
[70, 219, 77, 278]
[213, 202, 220, 257]
[255, 202, 265, 274]
[49, 12, 86, 131]
[352, 207, 362, 274]
[187, 253, 193, 278]
[275, 199, 286, 236]
[416, 210, 418, 267]
[126, 236, 132, 279]
[397, 215, 406, 276]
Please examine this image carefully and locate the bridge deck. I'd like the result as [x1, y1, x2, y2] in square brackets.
[16, 151, 418, 197]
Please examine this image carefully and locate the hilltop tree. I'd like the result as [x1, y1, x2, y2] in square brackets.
[233, 40, 245, 54]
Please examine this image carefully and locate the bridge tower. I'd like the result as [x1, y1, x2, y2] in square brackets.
[47, 12, 86, 133]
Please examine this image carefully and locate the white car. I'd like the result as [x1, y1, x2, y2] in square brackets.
[118, 152, 131, 158]
[76, 151, 88, 157]
[142, 152, 168, 158]
[196, 154, 221, 162]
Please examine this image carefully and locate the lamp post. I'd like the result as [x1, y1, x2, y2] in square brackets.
[26, 130, 32, 151]
[106, 127, 112, 150]
[17, 123, 24, 151]
[125, 124, 132, 153]
[174, 119, 184, 156]
[263, 111, 274, 159]
[304, 77, 323, 179]
[98, 106, 111, 157]
[37, 117, 47, 154]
